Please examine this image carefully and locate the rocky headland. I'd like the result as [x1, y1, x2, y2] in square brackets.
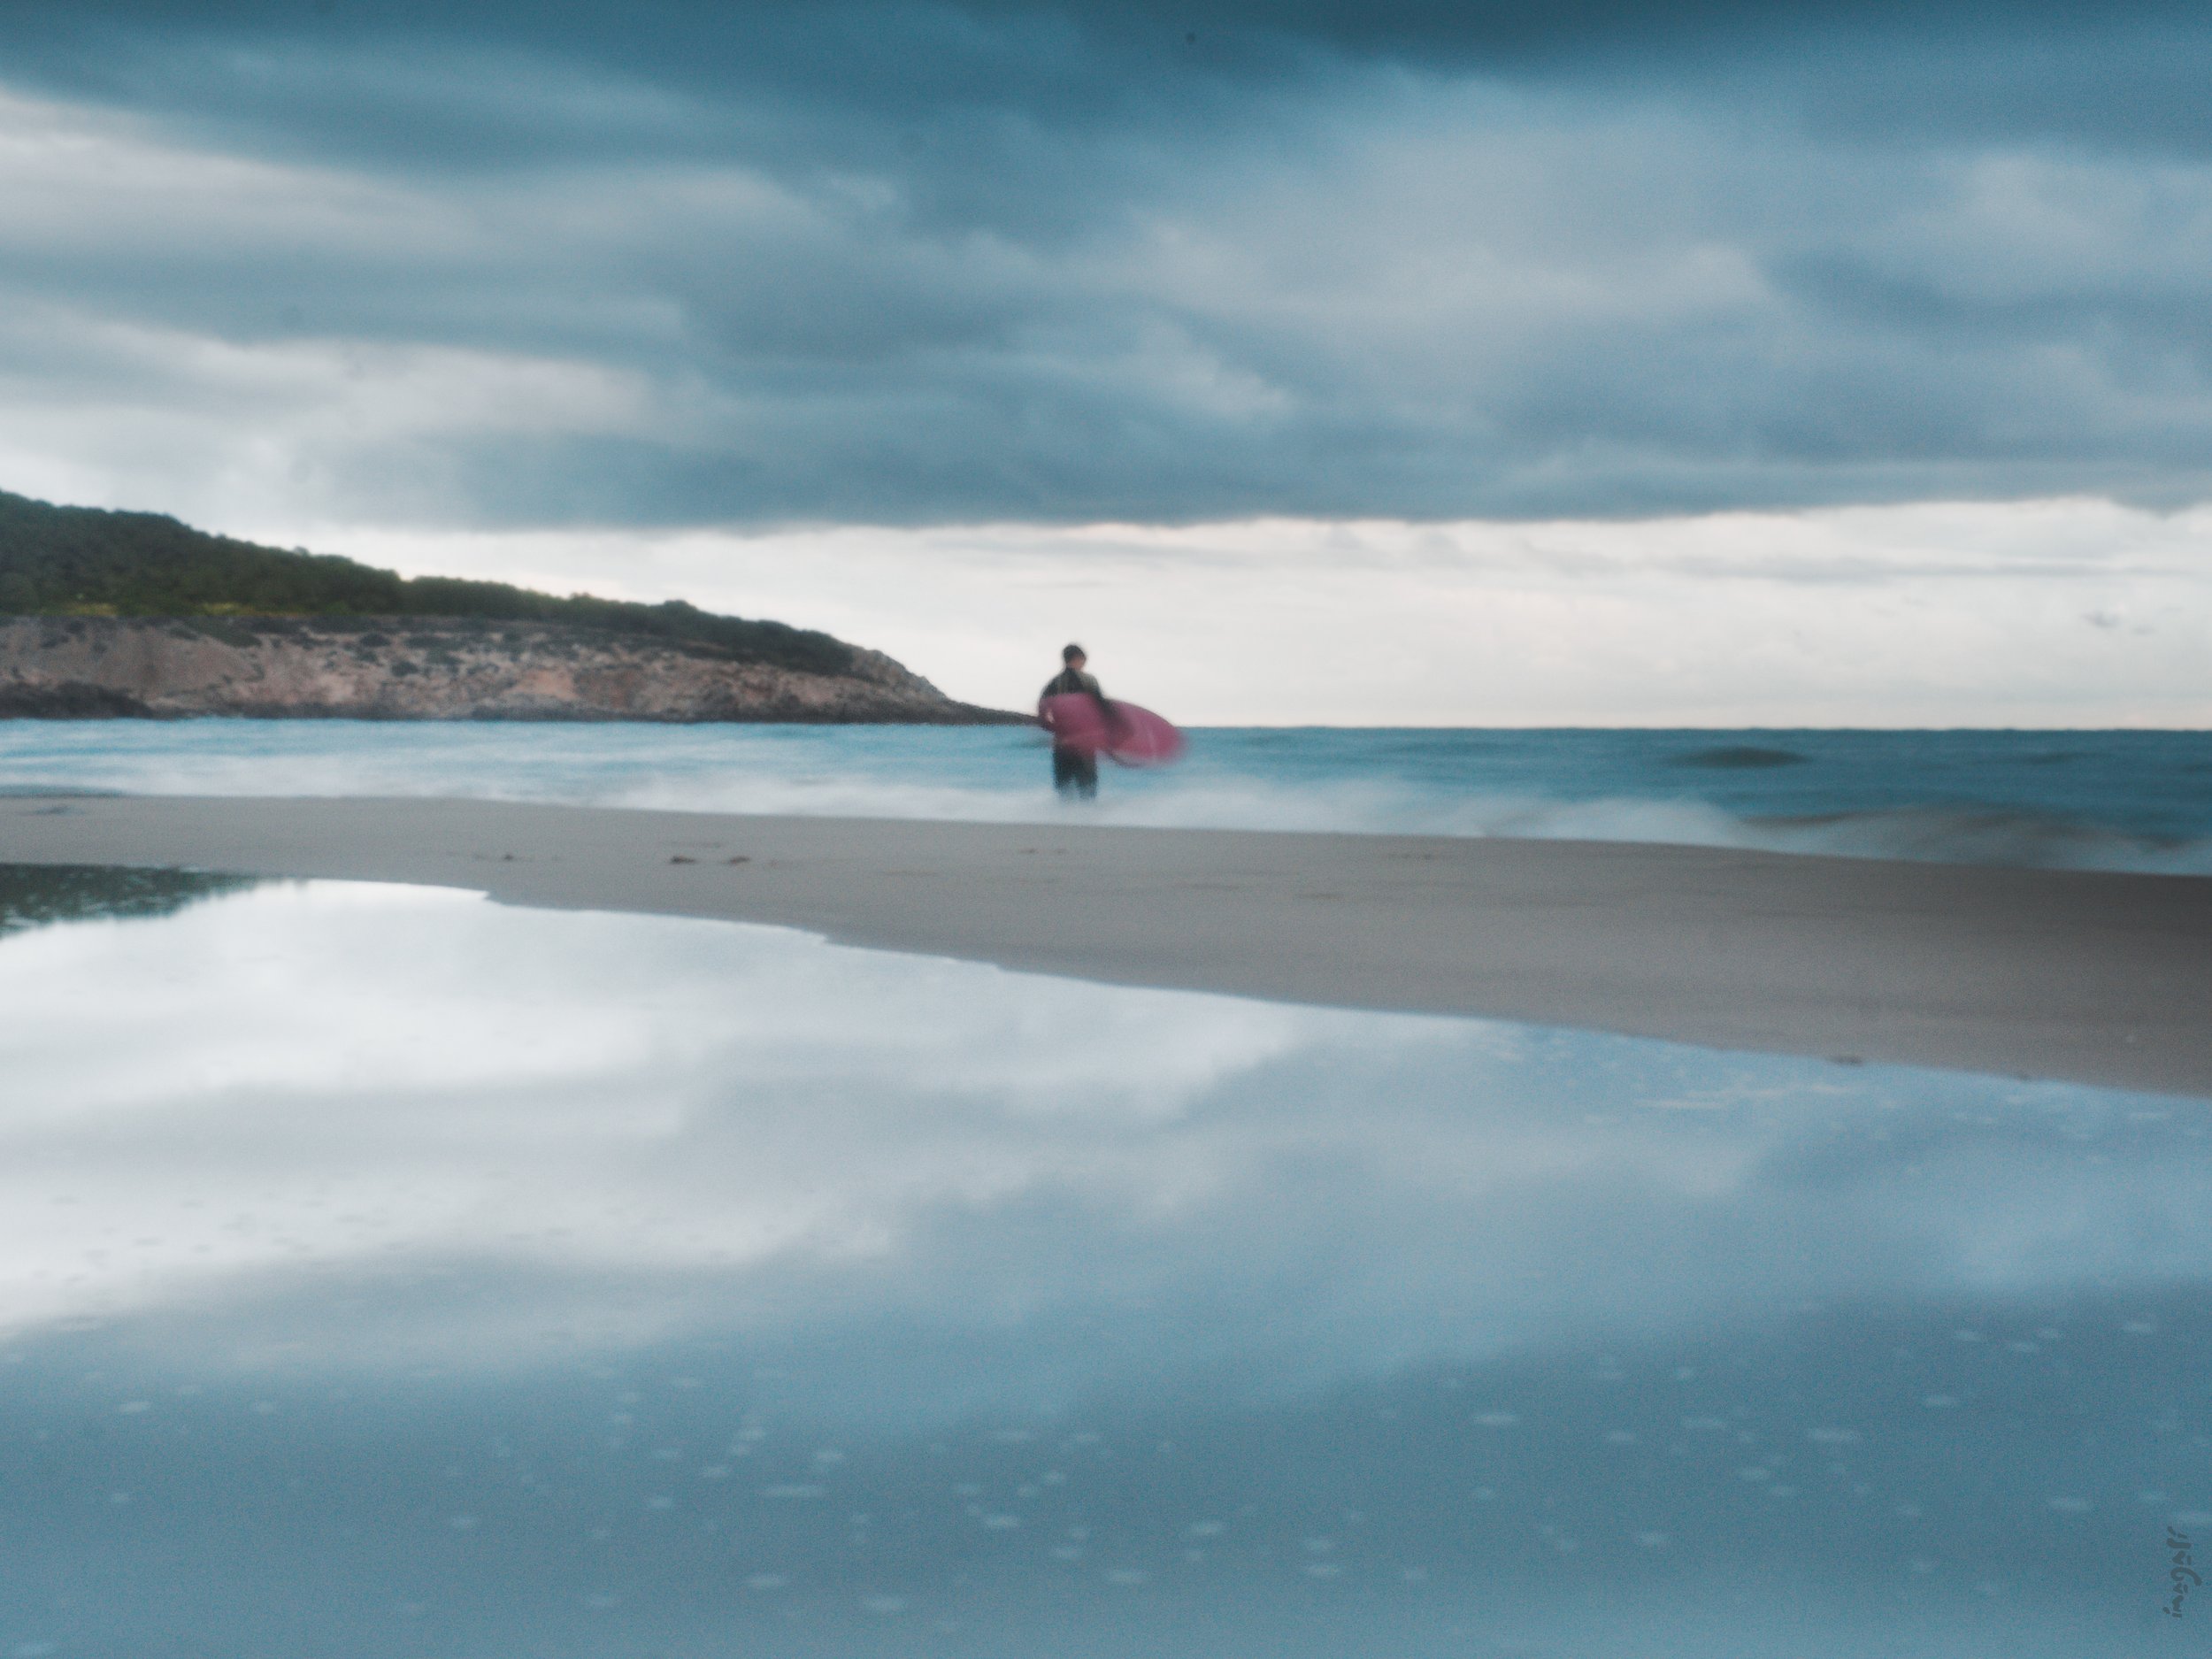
[0, 488, 1022, 723]
[0, 615, 1020, 723]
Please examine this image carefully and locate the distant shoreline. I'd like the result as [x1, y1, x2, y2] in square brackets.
[6, 793, 2207, 1099]
[0, 616, 1027, 725]
[0, 704, 1033, 725]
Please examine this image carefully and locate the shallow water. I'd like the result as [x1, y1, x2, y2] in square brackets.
[0, 871, 2204, 1655]
[4, 719, 2210, 872]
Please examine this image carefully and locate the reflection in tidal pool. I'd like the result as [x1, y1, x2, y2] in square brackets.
[0, 872, 2203, 1656]
[0, 861, 257, 938]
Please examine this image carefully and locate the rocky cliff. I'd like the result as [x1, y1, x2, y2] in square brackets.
[0, 616, 1021, 724]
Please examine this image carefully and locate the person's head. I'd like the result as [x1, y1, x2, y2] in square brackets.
[1062, 643, 1087, 668]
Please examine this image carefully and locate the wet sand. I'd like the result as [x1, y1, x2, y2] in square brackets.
[6, 792, 2208, 1098]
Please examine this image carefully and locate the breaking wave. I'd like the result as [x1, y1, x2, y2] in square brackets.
[3, 719, 2207, 874]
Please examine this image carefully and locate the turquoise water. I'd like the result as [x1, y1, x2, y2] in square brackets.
[0, 875, 2205, 1656]
[4, 719, 2209, 869]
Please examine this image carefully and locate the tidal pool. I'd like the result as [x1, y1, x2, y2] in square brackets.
[0, 868, 2204, 1656]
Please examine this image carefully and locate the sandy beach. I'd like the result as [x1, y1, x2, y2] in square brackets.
[5, 791, 2206, 1098]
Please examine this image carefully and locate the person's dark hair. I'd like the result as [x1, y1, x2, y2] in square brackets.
[1062, 642, 1086, 663]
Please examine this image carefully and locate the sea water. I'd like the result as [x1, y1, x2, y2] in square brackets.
[0, 872, 2204, 1657]
[4, 719, 2209, 871]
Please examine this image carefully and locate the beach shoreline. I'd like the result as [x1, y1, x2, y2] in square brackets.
[6, 792, 2208, 1099]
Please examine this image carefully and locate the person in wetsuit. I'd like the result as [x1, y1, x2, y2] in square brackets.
[1038, 642, 1107, 799]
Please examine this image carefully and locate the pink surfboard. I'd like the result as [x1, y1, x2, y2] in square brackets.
[1039, 693, 1186, 765]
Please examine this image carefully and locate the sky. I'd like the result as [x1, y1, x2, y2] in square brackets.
[0, 0, 2208, 722]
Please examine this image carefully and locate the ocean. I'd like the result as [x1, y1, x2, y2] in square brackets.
[3, 718, 2208, 872]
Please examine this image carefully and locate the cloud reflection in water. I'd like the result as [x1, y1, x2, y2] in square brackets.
[0, 877, 2203, 1656]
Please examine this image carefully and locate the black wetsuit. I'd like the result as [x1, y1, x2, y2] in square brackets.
[1040, 666, 1105, 798]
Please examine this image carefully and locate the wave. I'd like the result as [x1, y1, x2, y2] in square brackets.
[3, 721, 2206, 875]
[1667, 745, 1809, 770]
[1736, 804, 2212, 875]
[612, 770, 2212, 873]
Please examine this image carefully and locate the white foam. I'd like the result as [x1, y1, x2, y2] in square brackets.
[3, 720, 2204, 872]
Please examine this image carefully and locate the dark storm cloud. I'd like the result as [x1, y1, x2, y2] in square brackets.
[13, 0, 2205, 151]
[3, 0, 2212, 525]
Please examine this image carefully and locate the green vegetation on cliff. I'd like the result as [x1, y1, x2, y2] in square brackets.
[0, 488, 855, 677]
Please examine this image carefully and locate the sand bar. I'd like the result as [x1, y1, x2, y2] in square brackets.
[6, 792, 2208, 1098]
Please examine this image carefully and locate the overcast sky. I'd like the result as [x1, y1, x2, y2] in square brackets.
[2, 0, 2208, 721]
